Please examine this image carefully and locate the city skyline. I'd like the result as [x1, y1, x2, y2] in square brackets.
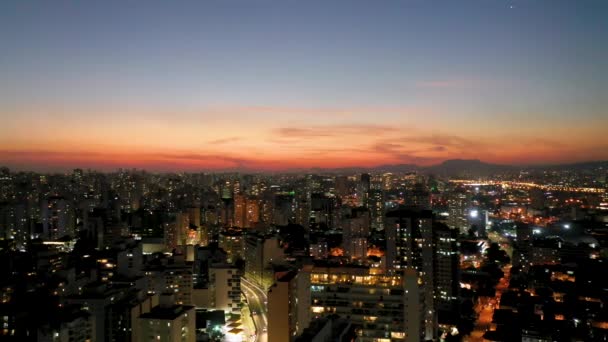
[1, 0, 607, 171]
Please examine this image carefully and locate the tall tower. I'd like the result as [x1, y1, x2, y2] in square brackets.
[432, 222, 460, 310]
[404, 268, 422, 342]
[358, 173, 371, 207]
[409, 183, 431, 210]
[267, 271, 310, 342]
[385, 208, 436, 340]
[233, 194, 246, 228]
[447, 190, 470, 234]
[368, 189, 385, 231]
[342, 207, 370, 260]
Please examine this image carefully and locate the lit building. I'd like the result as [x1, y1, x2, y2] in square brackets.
[41, 196, 75, 240]
[357, 173, 371, 207]
[165, 212, 189, 251]
[233, 194, 246, 228]
[145, 256, 193, 305]
[342, 207, 370, 260]
[244, 233, 285, 288]
[368, 189, 385, 231]
[138, 294, 195, 342]
[385, 209, 436, 340]
[467, 208, 488, 237]
[310, 237, 329, 259]
[303, 264, 423, 341]
[0, 202, 28, 248]
[66, 284, 145, 342]
[295, 197, 311, 231]
[382, 173, 393, 191]
[310, 193, 337, 229]
[218, 229, 244, 263]
[294, 315, 354, 342]
[36, 306, 95, 342]
[116, 239, 144, 278]
[514, 222, 533, 271]
[209, 264, 242, 314]
[245, 198, 260, 228]
[274, 194, 295, 226]
[432, 223, 459, 310]
[447, 191, 469, 234]
[408, 183, 431, 210]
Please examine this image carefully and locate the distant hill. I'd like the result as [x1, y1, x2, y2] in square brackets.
[423, 159, 512, 178]
[290, 159, 608, 177]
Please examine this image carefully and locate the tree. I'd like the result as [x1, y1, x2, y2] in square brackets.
[486, 242, 510, 265]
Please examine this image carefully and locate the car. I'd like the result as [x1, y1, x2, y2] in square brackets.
[262, 328, 267, 333]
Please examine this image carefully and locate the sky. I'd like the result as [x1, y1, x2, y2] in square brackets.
[0, 0, 607, 171]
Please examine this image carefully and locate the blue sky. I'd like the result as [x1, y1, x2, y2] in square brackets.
[0, 0, 607, 170]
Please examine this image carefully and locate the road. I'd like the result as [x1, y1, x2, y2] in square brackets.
[242, 277, 268, 342]
[466, 264, 511, 342]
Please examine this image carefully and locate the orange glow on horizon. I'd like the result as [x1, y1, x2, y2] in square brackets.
[1, 106, 607, 171]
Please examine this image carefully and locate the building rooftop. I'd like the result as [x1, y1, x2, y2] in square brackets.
[140, 304, 195, 320]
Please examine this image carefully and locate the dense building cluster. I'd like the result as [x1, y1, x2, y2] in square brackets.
[0, 164, 607, 341]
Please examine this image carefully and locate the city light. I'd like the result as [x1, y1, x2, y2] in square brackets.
[0, 2, 606, 341]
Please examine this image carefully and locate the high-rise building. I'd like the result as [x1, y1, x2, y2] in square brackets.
[116, 239, 144, 278]
[36, 306, 95, 342]
[137, 294, 195, 342]
[245, 198, 260, 228]
[301, 264, 423, 342]
[408, 183, 431, 210]
[334, 175, 349, 198]
[267, 271, 311, 342]
[233, 194, 246, 228]
[187, 207, 201, 230]
[447, 191, 469, 234]
[404, 268, 424, 342]
[165, 212, 189, 251]
[209, 264, 242, 314]
[385, 209, 436, 340]
[0, 202, 28, 248]
[41, 196, 75, 240]
[514, 222, 533, 271]
[295, 198, 310, 231]
[309, 237, 329, 259]
[310, 193, 337, 229]
[274, 194, 295, 226]
[244, 233, 285, 289]
[357, 173, 371, 207]
[145, 256, 193, 305]
[382, 173, 393, 191]
[432, 223, 459, 310]
[342, 207, 370, 260]
[66, 284, 147, 342]
[467, 208, 488, 237]
[218, 229, 244, 263]
[368, 189, 385, 231]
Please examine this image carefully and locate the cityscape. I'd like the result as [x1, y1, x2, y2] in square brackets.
[1, 1, 608, 342]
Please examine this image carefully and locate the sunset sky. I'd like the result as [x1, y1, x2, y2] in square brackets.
[1, 0, 607, 171]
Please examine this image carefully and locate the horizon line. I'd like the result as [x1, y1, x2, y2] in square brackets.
[2, 158, 607, 175]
